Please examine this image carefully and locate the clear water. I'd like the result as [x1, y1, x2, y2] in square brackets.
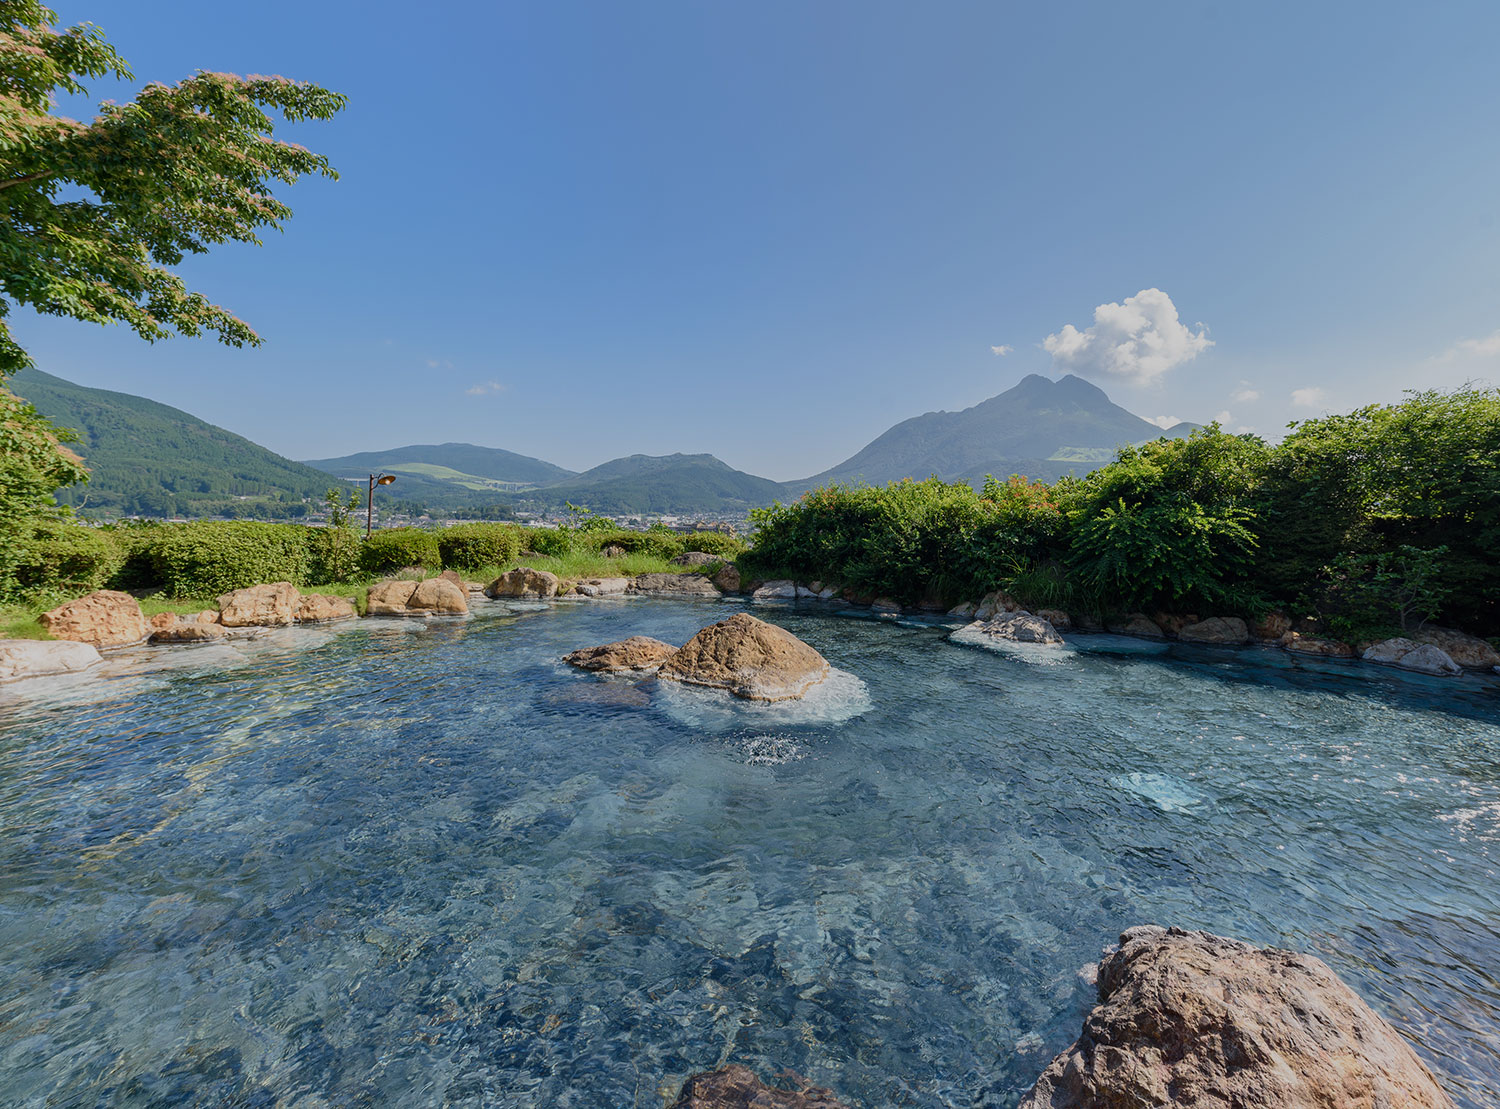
[1, 598, 1498, 1108]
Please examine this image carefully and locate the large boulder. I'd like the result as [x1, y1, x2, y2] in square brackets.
[297, 593, 358, 623]
[1411, 626, 1500, 670]
[150, 622, 229, 644]
[563, 635, 677, 672]
[1036, 608, 1073, 631]
[713, 564, 742, 593]
[658, 612, 830, 701]
[674, 1065, 850, 1108]
[631, 572, 720, 597]
[408, 577, 468, 614]
[218, 582, 300, 627]
[1178, 616, 1251, 644]
[574, 577, 632, 598]
[1361, 638, 1462, 677]
[751, 580, 798, 601]
[1105, 613, 1165, 639]
[366, 580, 419, 616]
[671, 551, 720, 568]
[39, 590, 149, 648]
[485, 568, 560, 600]
[967, 610, 1064, 645]
[1252, 611, 1293, 640]
[975, 590, 1020, 620]
[0, 638, 102, 682]
[1020, 925, 1456, 1109]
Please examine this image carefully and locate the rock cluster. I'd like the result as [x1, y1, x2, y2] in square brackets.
[673, 1065, 849, 1108]
[1362, 637, 1463, 676]
[963, 610, 1064, 645]
[485, 568, 560, 600]
[563, 636, 677, 672]
[367, 577, 468, 616]
[39, 590, 149, 648]
[1020, 925, 1456, 1109]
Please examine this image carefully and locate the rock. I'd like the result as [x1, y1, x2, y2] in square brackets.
[1280, 631, 1355, 658]
[1072, 611, 1105, 632]
[751, 580, 798, 601]
[0, 638, 102, 682]
[601, 544, 625, 558]
[713, 564, 742, 593]
[150, 622, 229, 644]
[148, 612, 177, 632]
[1152, 612, 1199, 638]
[674, 1064, 850, 1108]
[218, 582, 300, 627]
[948, 601, 978, 619]
[631, 572, 720, 597]
[574, 576, 632, 598]
[1411, 626, 1500, 670]
[671, 551, 720, 568]
[408, 577, 469, 614]
[969, 610, 1064, 645]
[193, 609, 220, 625]
[1178, 616, 1251, 644]
[439, 569, 463, 585]
[1252, 611, 1292, 640]
[975, 590, 1020, 620]
[39, 590, 150, 647]
[1105, 613, 1164, 639]
[366, 580, 420, 615]
[1362, 638, 1462, 677]
[796, 583, 838, 601]
[1020, 925, 1457, 1109]
[1035, 607, 1072, 631]
[563, 635, 678, 672]
[658, 612, 830, 701]
[485, 568, 560, 600]
[297, 593, 358, 623]
[870, 597, 901, 614]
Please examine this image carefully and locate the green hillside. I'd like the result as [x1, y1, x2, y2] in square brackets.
[10, 368, 338, 518]
[519, 454, 787, 515]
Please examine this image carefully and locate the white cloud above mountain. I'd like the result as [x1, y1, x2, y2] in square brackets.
[1291, 386, 1327, 408]
[1043, 288, 1212, 385]
[990, 344, 1013, 356]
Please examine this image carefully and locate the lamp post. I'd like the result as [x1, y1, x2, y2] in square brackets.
[366, 473, 396, 538]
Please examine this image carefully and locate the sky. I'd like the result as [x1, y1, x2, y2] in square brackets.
[15, 1, 1500, 480]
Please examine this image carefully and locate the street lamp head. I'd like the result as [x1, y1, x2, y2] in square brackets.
[376, 474, 397, 486]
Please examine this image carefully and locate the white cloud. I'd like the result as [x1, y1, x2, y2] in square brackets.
[464, 380, 507, 396]
[1214, 410, 1232, 424]
[1146, 414, 1182, 429]
[1438, 330, 1500, 361]
[990, 344, 1013, 356]
[1043, 288, 1212, 385]
[1231, 381, 1260, 403]
[1291, 386, 1327, 408]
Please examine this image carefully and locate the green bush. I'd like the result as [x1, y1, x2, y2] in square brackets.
[679, 530, 745, 558]
[437, 523, 521, 571]
[360, 528, 441, 576]
[12, 520, 122, 598]
[145, 521, 311, 597]
[581, 527, 685, 560]
[306, 525, 363, 585]
[523, 526, 574, 558]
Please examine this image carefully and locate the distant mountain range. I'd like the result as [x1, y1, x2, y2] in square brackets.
[14, 369, 1201, 518]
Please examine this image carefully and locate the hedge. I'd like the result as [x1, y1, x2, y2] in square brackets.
[437, 523, 520, 572]
[360, 528, 442, 576]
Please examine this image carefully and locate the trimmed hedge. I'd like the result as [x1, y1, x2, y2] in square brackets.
[147, 521, 310, 597]
[306, 525, 362, 585]
[582, 528, 684, 560]
[360, 528, 441, 576]
[523, 526, 574, 558]
[679, 530, 745, 558]
[12, 521, 122, 598]
[437, 523, 520, 572]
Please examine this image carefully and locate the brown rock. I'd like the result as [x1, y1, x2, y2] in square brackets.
[1178, 616, 1251, 644]
[366, 580, 419, 615]
[1105, 612, 1165, 639]
[975, 590, 1020, 620]
[672, 551, 720, 568]
[574, 577, 632, 597]
[674, 1065, 850, 1108]
[0, 639, 102, 682]
[870, 597, 901, 614]
[563, 635, 678, 672]
[1072, 611, 1105, 632]
[408, 577, 469, 614]
[1251, 611, 1292, 640]
[39, 590, 150, 648]
[485, 568, 560, 600]
[297, 593, 358, 623]
[193, 609, 220, 625]
[1152, 612, 1199, 637]
[659, 612, 830, 701]
[1280, 631, 1355, 658]
[1020, 925, 1457, 1109]
[630, 572, 720, 597]
[1411, 625, 1500, 670]
[968, 611, 1064, 645]
[150, 622, 229, 644]
[149, 611, 178, 631]
[1035, 608, 1072, 631]
[439, 569, 463, 585]
[713, 564, 742, 593]
[218, 582, 300, 627]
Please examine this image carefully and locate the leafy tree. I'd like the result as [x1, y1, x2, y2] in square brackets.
[0, 379, 87, 597]
[0, 1, 347, 374]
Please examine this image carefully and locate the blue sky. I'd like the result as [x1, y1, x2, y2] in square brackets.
[17, 1, 1500, 480]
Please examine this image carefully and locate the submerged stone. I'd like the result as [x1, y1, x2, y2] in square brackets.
[658, 612, 830, 701]
[0, 638, 102, 682]
[563, 635, 677, 672]
[674, 1065, 850, 1108]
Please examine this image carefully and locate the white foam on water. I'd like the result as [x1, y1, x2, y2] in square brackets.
[734, 733, 807, 765]
[655, 666, 871, 731]
[949, 624, 1077, 666]
[1109, 771, 1208, 813]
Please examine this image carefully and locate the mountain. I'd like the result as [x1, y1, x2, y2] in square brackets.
[10, 368, 341, 517]
[524, 453, 786, 515]
[788, 373, 1200, 492]
[301, 443, 575, 505]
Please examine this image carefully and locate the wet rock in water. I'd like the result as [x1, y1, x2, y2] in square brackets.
[1036, 607, 1072, 631]
[1177, 616, 1251, 644]
[1252, 610, 1293, 640]
[658, 612, 830, 701]
[1279, 631, 1355, 658]
[563, 635, 677, 672]
[713, 563, 742, 593]
[407, 577, 468, 614]
[148, 612, 177, 632]
[150, 622, 229, 645]
[673, 1065, 850, 1108]
[1021, 925, 1456, 1109]
[672, 551, 720, 568]
[296, 593, 358, 623]
[365, 579, 420, 616]
[218, 582, 300, 627]
[1105, 612, 1165, 639]
[948, 601, 978, 619]
[1362, 638, 1462, 676]
[485, 567, 560, 600]
[573, 576, 631, 598]
[631, 572, 720, 597]
[966, 610, 1063, 645]
[751, 580, 798, 601]
[0, 639, 102, 682]
[39, 589, 150, 648]
[1152, 612, 1199, 637]
[870, 597, 901, 615]
[1410, 625, 1500, 670]
[796, 583, 839, 601]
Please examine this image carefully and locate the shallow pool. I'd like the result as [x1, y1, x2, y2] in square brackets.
[1, 598, 1497, 1107]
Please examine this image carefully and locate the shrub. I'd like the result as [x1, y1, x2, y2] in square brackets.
[523, 526, 574, 558]
[306, 525, 363, 585]
[360, 528, 441, 576]
[679, 530, 745, 558]
[147, 521, 311, 597]
[11, 520, 122, 598]
[437, 523, 521, 571]
[581, 527, 684, 560]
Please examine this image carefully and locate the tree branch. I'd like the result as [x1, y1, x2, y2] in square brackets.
[0, 170, 56, 193]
